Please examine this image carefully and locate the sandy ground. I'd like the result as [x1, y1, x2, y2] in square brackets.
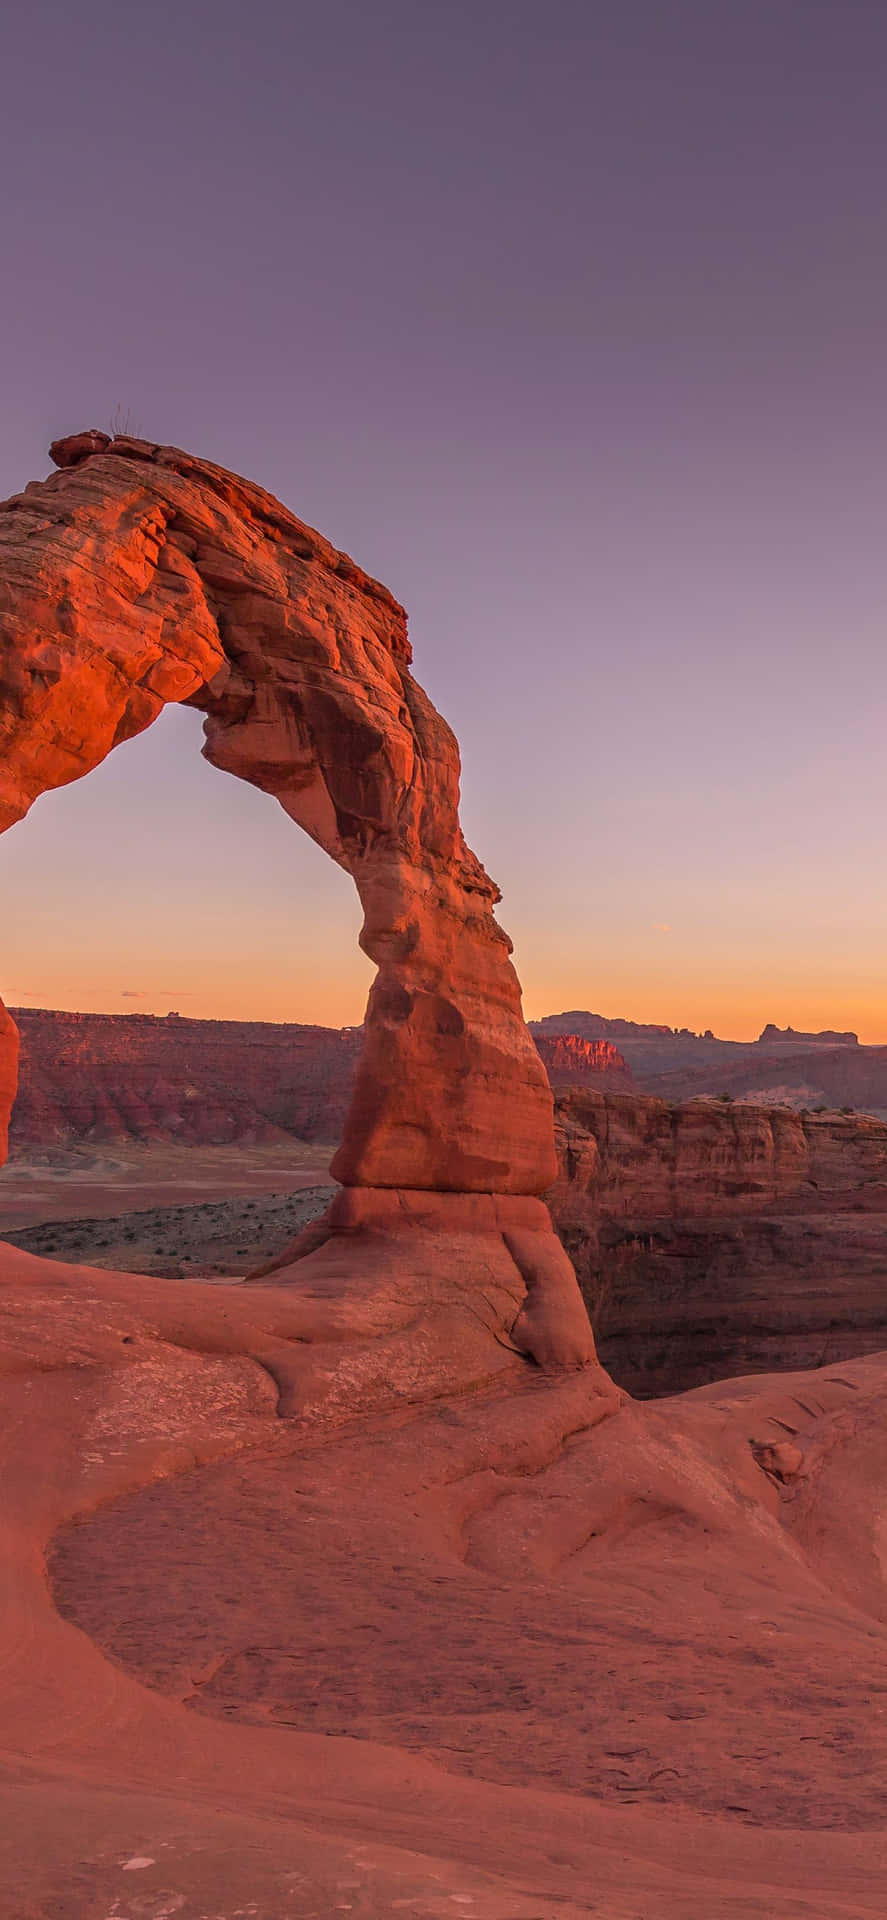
[3, 1182, 336, 1277]
[0, 1140, 337, 1229]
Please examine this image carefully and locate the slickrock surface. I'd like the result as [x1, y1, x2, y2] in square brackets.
[552, 1089, 887, 1393]
[0, 433, 594, 1372]
[1, 1239, 887, 1917]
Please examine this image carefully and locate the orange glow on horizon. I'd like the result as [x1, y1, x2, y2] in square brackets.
[4, 966, 886, 1047]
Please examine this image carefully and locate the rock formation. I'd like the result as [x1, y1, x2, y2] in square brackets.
[532, 1010, 887, 1112]
[534, 1031, 633, 1092]
[0, 432, 594, 1367]
[4, 1007, 631, 1151]
[3, 1230, 887, 1916]
[4, 445, 887, 1920]
[551, 1088, 887, 1393]
[759, 1022, 859, 1046]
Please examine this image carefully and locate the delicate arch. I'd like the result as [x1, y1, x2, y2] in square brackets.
[0, 432, 556, 1195]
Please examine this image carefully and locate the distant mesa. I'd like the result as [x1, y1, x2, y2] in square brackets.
[5, 1007, 364, 1150]
[758, 1023, 859, 1047]
[529, 1012, 887, 1116]
[531, 1011, 676, 1041]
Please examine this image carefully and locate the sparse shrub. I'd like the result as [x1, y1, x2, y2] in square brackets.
[108, 404, 142, 439]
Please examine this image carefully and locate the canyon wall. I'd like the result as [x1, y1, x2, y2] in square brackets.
[550, 1089, 887, 1394]
[5, 1009, 362, 1150]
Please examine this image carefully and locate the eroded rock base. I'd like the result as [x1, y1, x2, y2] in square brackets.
[251, 1185, 598, 1375]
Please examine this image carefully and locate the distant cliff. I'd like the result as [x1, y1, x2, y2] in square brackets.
[530, 1011, 887, 1113]
[7, 1008, 362, 1149]
[6, 1009, 633, 1151]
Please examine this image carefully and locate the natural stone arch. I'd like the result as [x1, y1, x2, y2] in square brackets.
[0, 432, 595, 1372]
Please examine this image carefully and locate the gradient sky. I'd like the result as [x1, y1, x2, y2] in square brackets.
[2, 0, 886, 1039]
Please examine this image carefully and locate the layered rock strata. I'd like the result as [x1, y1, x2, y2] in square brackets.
[551, 1089, 887, 1393]
[0, 432, 594, 1369]
[5, 1008, 631, 1151]
[533, 1031, 633, 1092]
[6, 1007, 362, 1148]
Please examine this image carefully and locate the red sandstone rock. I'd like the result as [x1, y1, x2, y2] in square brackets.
[534, 1031, 633, 1091]
[6, 1006, 362, 1148]
[550, 1087, 887, 1393]
[0, 433, 593, 1369]
[1, 1236, 886, 1915]
[0, 434, 554, 1194]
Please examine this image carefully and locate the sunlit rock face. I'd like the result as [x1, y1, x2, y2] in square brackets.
[534, 1032, 633, 1092]
[0, 432, 557, 1195]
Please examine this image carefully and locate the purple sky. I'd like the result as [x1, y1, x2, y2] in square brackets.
[2, 0, 886, 1038]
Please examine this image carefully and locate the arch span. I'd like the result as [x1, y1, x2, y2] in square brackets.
[0, 432, 595, 1371]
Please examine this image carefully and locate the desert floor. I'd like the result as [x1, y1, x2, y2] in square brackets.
[0, 1140, 336, 1228]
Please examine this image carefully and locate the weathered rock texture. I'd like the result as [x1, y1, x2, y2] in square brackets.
[0, 432, 556, 1194]
[2, 1234, 887, 1917]
[551, 1089, 887, 1394]
[0, 433, 594, 1370]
